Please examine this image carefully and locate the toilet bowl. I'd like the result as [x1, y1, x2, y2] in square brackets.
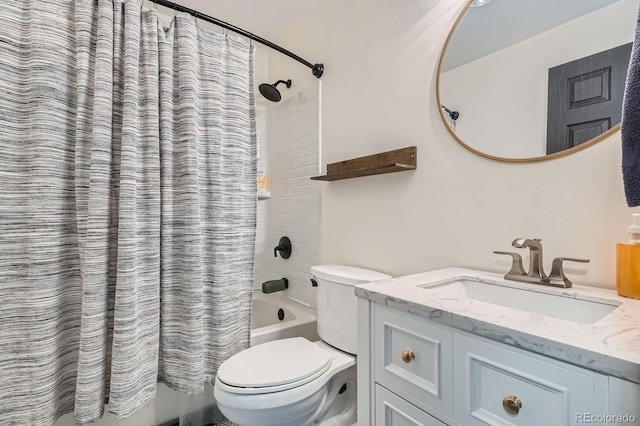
[213, 265, 391, 426]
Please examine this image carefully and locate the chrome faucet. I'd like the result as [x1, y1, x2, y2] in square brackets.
[494, 238, 589, 288]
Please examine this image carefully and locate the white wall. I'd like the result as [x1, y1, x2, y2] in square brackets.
[254, 83, 321, 308]
[440, 0, 636, 158]
[268, 0, 639, 289]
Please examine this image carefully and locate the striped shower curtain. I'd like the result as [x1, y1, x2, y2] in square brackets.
[0, 1, 256, 425]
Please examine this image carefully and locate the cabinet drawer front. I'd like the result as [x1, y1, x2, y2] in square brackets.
[374, 304, 453, 417]
[375, 385, 446, 426]
[454, 334, 607, 426]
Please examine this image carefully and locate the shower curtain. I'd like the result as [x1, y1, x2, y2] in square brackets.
[0, 1, 256, 425]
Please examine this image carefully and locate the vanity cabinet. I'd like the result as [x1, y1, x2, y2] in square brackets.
[358, 301, 638, 426]
[375, 384, 446, 426]
[373, 305, 453, 418]
[453, 333, 606, 426]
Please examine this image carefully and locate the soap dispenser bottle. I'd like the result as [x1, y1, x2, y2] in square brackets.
[616, 213, 640, 298]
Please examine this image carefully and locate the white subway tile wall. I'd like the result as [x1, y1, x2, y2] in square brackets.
[254, 84, 320, 308]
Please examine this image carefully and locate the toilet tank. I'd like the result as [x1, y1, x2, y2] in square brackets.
[311, 265, 391, 355]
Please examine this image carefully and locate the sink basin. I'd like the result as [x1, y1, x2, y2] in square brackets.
[419, 279, 620, 324]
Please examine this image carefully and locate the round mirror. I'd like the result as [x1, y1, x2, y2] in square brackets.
[437, 0, 637, 162]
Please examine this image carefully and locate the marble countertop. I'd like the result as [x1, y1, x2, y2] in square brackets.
[355, 267, 640, 384]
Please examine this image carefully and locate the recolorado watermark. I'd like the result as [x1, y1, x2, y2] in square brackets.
[576, 413, 637, 423]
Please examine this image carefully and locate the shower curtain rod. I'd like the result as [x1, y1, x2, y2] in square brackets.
[148, 0, 324, 78]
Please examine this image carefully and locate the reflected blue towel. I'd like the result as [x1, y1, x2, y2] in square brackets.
[622, 4, 640, 207]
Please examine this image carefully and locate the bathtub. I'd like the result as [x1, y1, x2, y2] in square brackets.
[250, 290, 319, 346]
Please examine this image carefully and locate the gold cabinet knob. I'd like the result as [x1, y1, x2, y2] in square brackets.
[401, 350, 415, 363]
[502, 395, 522, 415]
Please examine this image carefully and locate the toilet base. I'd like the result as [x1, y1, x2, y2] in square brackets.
[310, 364, 357, 425]
[214, 341, 357, 426]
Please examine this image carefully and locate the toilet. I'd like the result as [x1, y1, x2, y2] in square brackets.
[213, 264, 391, 426]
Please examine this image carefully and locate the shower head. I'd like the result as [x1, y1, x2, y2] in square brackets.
[259, 79, 292, 102]
[441, 105, 460, 121]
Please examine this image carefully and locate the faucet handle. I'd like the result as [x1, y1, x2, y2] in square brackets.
[274, 236, 292, 259]
[541, 257, 590, 288]
[494, 251, 526, 276]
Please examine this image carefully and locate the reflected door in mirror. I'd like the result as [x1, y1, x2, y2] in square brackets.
[547, 42, 632, 154]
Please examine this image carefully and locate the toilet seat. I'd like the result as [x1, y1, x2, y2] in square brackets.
[214, 340, 357, 426]
[217, 337, 333, 395]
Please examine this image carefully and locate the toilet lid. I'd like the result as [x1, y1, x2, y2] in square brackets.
[217, 337, 332, 392]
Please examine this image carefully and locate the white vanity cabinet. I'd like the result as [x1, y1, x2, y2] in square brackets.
[357, 300, 640, 426]
[373, 305, 454, 419]
[453, 333, 606, 426]
[375, 384, 447, 426]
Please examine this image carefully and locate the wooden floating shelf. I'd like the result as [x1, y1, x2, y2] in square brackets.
[311, 146, 416, 181]
[310, 163, 415, 181]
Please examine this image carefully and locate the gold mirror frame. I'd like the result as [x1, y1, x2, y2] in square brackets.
[435, 0, 621, 163]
